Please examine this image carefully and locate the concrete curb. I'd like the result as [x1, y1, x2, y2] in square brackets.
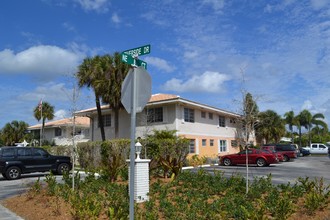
[0, 204, 24, 220]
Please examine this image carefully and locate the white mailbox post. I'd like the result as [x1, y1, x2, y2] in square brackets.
[127, 142, 151, 203]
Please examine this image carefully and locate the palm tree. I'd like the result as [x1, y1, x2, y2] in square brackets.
[76, 56, 107, 141]
[101, 52, 130, 138]
[1, 120, 29, 146]
[256, 110, 285, 144]
[309, 113, 327, 145]
[34, 101, 54, 144]
[284, 111, 297, 143]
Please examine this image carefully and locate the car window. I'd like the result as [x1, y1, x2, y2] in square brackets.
[17, 148, 32, 157]
[2, 148, 15, 158]
[33, 148, 48, 157]
[320, 145, 326, 149]
[312, 144, 317, 149]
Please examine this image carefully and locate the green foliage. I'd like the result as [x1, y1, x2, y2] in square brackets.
[144, 130, 189, 179]
[186, 155, 207, 167]
[100, 139, 130, 181]
[76, 141, 103, 170]
[27, 177, 42, 199]
[0, 120, 29, 146]
[299, 177, 330, 215]
[29, 162, 330, 219]
[44, 172, 57, 196]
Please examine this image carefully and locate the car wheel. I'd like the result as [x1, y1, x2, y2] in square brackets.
[5, 166, 21, 180]
[223, 158, 232, 166]
[57, 163, 70, 175]
[283, 155, 290, 162]
[256, 158, 266, 167]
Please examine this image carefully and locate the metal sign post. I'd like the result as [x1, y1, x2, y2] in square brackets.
[121, 45, 151, 220]
[128, 68, 137, 220]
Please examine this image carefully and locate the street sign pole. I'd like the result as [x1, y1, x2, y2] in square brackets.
[129, 67, 137, 220]
[121, 44, 151, 220]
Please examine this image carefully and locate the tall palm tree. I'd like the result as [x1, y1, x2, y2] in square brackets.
[101, 52, 130, 138]
[34, 101, 54, 144]
[76, 56, 106, 141]
[295, 113, 304, 147]
[1, 120, 29, 146]
[284, 110, 296, 143]
[309, 113, 327, 145]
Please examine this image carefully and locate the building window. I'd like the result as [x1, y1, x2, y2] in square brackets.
[98, 114, 111, 127]
[202, 139, 206, 147]
[201, 111, 206, 118]
[230, 118, 236, 124]
[189, 139, 195, 153]
[147, 107, 163, 123]
[209, 113, 213, 119]
[231, 140, 238, 147]
[219, 140, 227, 152]
[210, 139, 214, 146]
[54, 128, 62, 137]
[219, 116, 226, 127]
[184, 108, 194, 122]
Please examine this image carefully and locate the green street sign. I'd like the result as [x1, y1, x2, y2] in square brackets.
[121, 53, 147, 69]
[123, 44, 151, 57]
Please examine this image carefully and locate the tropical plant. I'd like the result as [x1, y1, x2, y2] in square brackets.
[76, 56, 107, 141]
[284, 110, 297, 144]
[296, 110, 327, 146]
[256, 110, 285, 143]
[0, 120, 29, 146]
[100, 52, 130, 138]
[33, 101, 54, 144]
[144, 130, 190, 179]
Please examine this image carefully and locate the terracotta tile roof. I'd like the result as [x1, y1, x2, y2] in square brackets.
[149, 93, 179, 102]
[28, 116, 90, 129]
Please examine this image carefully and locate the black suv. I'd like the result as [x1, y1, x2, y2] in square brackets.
[0, 146, 72, 180]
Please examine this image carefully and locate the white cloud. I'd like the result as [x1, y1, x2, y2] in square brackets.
[302, 100, 313, 110]
[162, 71, 229, 93]
[201, 0, 225, 13]
[310, 0, 328, 10]
[0, 45, 82, 78]
[144, 57, 175, 73]
[74, 0, 109, 13]
[18, 83, 71, 102]
[54, 109, 68, 120]
[111, 13, 121, 24]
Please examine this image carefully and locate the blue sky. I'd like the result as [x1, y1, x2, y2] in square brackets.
[1, 0, 330, 129]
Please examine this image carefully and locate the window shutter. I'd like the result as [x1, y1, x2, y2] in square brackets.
[163, 106, 167, 123]
[195, 139, 199, 155]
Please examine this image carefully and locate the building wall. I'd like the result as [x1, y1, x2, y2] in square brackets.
[88, 102, 241, 158]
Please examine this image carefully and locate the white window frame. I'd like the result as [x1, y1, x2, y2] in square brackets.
[218, 140, 227, 153]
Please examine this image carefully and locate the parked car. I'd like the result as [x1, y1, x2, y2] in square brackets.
[290, 144, 300, 157]
[263, 144, 297, 162]
[219, 148, 279, 167]
[303, 143, 328, 154]
[261, 146, 284, 162]
[0, 146, 72, 180]
[299, 148, 311, 157]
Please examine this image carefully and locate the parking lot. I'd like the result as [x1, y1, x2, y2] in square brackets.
[0, 156, 329, 201]
[198, 155, 330, 185]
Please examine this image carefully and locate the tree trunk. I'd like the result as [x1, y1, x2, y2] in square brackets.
[114, 107, 119, 138]
[95, 94, 105, 141]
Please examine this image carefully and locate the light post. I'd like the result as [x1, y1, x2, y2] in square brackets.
[135, 142, 142, 160]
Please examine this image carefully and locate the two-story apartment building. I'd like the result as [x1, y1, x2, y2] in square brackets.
[75, 94, 245, 158]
